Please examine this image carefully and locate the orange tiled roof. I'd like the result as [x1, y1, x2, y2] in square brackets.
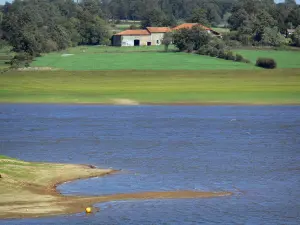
[146, 27, 172, 33]
[116, 29, 150, 36]
[173, 23, 211, 31]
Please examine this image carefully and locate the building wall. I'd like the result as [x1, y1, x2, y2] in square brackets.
[112, 33, 167, 46]
[150, 33, 165, 45]
[120, 35, 151, 46]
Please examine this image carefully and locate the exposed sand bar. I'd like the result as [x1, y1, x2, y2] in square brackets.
[0, 156, 232, 219]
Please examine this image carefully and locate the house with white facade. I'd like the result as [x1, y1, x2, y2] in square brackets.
[111, 24, 220, 46]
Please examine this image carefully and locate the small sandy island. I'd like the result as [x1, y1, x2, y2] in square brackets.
[0, 155, 232, 219]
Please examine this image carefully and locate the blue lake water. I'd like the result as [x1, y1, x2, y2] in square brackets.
[0, 104, 300, 225]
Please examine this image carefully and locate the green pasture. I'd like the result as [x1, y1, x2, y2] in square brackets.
[1, 70, 299, 104]
[31, 45, 300, 71]
[235, 49, 300, 69]
[32, 47, 255, 70]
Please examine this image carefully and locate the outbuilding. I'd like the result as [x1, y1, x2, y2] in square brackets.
[112, 27, 171, 47]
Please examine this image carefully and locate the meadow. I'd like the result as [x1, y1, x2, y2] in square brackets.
[1, 46, 300, 104]
[30, 46, 300, 71]
[31, 51, 255, 71]
[31, 45, 255, 71]
[1, 69, 300, 104]
[234, 49, 300, 68]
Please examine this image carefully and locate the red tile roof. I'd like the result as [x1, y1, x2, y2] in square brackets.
[173, 23, 211, 31]
[115, 29, 150, 36]
[146, 27, 172, 33]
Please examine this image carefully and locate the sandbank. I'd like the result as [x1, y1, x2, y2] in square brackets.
[0, 156, 231, 219]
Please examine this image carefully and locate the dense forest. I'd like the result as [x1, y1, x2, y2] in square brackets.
[0, 0, 299, 57]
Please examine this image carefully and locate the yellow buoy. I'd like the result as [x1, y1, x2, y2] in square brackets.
[85, 207, 92, 213]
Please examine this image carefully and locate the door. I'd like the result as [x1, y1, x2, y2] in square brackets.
[147, 42, 152, 46]
[134, 40, 140, 46]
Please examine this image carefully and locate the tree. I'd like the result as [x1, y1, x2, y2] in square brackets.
[187, 8, 210, 26]
[287, 8, 300, 28]
[141, 9, 170, 28]
[291, 26, 300, 47]
[0, 0, 111, 55]
[173, 26, 210, 52]
[228, 8, 249, 31]
[262, 27, 286, 46]
[252, 10, 277, 42]
[162, 32, 173, 52]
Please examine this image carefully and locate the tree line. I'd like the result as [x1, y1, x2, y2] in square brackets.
[0, 0, 299, 59]
[227, 0, 300, 46]
[0, 0, 111, 56]
[103, 0, 233, 27]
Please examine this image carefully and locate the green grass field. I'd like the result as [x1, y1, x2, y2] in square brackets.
[2, 46, 300, 104]
[30, 46, 300, 71]
[32, 46, 255, 70]
[1, 70, 299, 104]
[234, 50, 300, 68]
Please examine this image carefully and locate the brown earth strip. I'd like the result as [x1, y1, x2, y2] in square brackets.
[0, 158, 232, 219]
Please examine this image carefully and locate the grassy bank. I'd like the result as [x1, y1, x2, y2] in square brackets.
[0, 155, 231, 219]
[0, 70, 300, 104]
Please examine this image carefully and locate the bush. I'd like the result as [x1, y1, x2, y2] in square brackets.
[224, 51, 235, 60]
[241, 58, 251, 64]
[256, 58, 277, 69]
[235, 54, 244, 62]
[198, 46, 208, 55]
[208, 38, 226, 50]
[10, 52, 33, 69]
[198, 45, 219, 57]
[218, 49, 226, 59]
[225, 40, 242, 48]
[208, 47, 219, 57]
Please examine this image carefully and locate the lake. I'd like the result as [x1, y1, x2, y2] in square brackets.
[0, 104, 299, 224]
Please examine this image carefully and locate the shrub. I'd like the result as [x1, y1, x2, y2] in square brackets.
[218, 49, 226, 59]
[224, 51, 235, 60]
[235, 54, 244, 62]
[225, 40, 242, 48]
[256, 58, 277, 69]
[208, 47, 219, 57]
[241, 58, 251, 64]
[10, 52, 33, 69]
[198, 46, 209, 55]
[208, 38, 226, 50]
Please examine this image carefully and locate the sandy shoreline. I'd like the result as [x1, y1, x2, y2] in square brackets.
[0, 157, 232, 220]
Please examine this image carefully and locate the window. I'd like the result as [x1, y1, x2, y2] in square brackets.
[156, 40, 159, 44]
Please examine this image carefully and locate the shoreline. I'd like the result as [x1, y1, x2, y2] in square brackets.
[1, 101, 300, 106]
[0, 157, 232, 220]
